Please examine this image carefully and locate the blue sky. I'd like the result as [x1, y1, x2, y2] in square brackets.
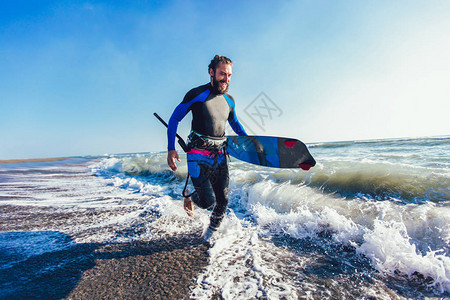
[1, 0, 449, 159]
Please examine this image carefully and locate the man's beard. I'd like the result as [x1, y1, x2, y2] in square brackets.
[211, 75, 229, 94]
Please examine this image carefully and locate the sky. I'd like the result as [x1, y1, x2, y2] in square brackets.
[0, 0, 449, 159]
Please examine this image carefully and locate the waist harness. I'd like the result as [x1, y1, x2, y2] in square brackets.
[187, 131, 228, 152]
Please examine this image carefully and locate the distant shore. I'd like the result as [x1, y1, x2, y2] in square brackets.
[0, 157, 68, 164]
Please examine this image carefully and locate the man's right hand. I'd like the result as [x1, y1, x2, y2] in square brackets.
[167, 150, 180, 171]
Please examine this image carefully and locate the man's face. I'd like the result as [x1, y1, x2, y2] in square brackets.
[210, 63, 232, 94]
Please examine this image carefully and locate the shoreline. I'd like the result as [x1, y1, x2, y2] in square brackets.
[1, 204, 209, 299]
[0, 157, 69, 164]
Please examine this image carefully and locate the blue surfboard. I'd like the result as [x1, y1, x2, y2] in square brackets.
[226, 135, 316, 170]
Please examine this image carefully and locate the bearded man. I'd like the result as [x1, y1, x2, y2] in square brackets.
[167, 55, 247, 244]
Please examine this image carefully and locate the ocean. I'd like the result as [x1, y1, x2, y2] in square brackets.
[1, 136, 449, 299]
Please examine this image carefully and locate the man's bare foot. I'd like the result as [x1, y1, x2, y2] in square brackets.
[183, 189, 194, 217]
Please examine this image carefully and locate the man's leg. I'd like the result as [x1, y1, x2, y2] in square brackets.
[189, 163, 215, 210]
[209, 160, 229, 231]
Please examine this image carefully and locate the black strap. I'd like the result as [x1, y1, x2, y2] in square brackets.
[182, 174, 196, 198]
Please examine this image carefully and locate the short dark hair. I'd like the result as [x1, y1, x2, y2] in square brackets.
[208, 55, 232, 73]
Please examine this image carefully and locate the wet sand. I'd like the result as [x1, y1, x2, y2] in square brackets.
[0, 157, 68, 164]
[0, 156, 212, 300]
[3, 240, 209, 299]
[66, 237, 210, 300]
[0, 204, 210, 299]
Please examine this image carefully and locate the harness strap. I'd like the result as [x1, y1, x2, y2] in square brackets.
[182, 174, 195, 198]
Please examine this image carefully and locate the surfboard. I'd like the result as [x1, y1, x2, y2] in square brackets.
[226, 136, 316, 170]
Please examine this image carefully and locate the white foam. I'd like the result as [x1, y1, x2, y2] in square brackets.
[191, 211, 298, 299]
[358, 219, 450, 293]
[241, 183, 363, 249]
[232, 179, 450, 293]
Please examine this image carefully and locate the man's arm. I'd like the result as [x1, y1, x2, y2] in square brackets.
[229, 111, 247, 136]
[167, 86, 210, 151]
[167, 85, 211, 170]
[225, 94, 247, 136]
[167, 102, 191, 171]
[167, 102, 190, 151]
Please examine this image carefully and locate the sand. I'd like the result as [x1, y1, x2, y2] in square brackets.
[0, 156, 213, 299]
[0, 157, 68, 164]
[0, 204, 210, 299]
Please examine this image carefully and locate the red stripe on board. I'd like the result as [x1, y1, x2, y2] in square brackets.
[299, 164, 312, 170]
[284, 140, 297, 147]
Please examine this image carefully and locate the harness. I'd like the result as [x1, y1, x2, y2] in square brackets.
[182, 131, 228, 198]
[187, 130, 227, 152]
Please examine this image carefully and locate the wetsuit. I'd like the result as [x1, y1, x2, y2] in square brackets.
[168, 83, 247, 230]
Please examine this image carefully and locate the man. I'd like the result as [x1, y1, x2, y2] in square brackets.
[167, 55, 247, 244]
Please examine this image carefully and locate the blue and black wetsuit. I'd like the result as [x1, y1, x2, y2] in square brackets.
[168, 83, 247, 231]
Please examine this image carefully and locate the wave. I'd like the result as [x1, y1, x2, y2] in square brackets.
[228, 163, 449, 204]
[91, 154, 180, 178]
[304, 162, 449, 203]
[91, 153, 449, 204]
[310, 136, 450, 149]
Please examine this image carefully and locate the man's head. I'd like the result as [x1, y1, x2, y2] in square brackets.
[209, 55, 233, 94]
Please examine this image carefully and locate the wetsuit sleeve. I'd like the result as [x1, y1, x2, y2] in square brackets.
[226, 95, 248, 136]
[167, 85, 211, 150]
[167, 101, 191, 151]
[229, 109, 247, 136]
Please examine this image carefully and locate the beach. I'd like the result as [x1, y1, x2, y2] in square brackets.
[1, 137, 449, 299]
[0, 158, 68, 164]
[2, 204, 209, 299]
[0, 158, 210, 299]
